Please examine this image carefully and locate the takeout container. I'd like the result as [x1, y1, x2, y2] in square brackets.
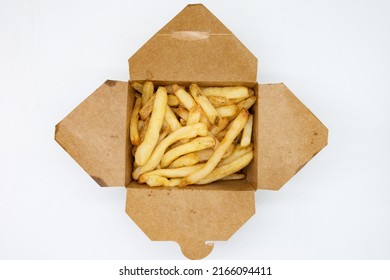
[55, 4, 328, 259]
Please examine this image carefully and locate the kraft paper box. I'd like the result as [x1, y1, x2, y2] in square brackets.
[55, 4, 328, 259]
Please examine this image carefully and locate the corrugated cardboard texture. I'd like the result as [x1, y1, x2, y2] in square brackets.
[129, 4, 257, 83]
[246, 83, 328, 190]
[55, 80, 132, 187]
[126, 181, 255, 260]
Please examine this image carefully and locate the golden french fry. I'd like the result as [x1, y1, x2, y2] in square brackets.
[139, 116, 150, 143]
[196, 151, 253, 185]
[215, 129, 227, 141]
[130, 82, 143, 93]
[234, 130, 242, 145]
[179, 118, 187, 126]
[160, 136, 216, 168]
[164, 105, 182, 132]
[241, 115, 253, 147]
[216, 105, 239, 118]
[210, 117, 229, 135]
[166, 85, 174, 94]
[229, 97, 246, 104]
[139, 164, 205, 183]
[180, 109, 249, 186]
[132, 123, 208, 179]
[194, 148, 214, 162]
[200, 114, 211, 129]
[187, 105, 201, 125]
[201, 86, 250, 99]
[145, 175, 182, 187]
[130, 96, 142, 146]
[189, 84, 220, 125]
[169, 153, 200, 168]
[173, 107, 189, 121]
[139, 95, 155, 120]
[208, 96, 230, 107]
[218, 144, 253, 166]
[173, 85, 196, 110]
[223, 143, 235, 158]
[142, 81, 154, 106]
[220, 173, 245, 180]
[157, 126, 170, 145]
[135, 87, 167, 166]
[167, 94, 180, 107]
[138, 119, 143, 131]
[237, 96, 256, 111]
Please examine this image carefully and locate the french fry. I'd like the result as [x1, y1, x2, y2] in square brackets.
[142, 81, 154, 106]
[167, 94, 180, 107]
[138, 119, 143, 131]
[164, 105, 182, 131]
[173, 85, 196, 110]
[132, 123, 208, 179]
[179, 118, 186, 126]
[216, 105, 239, 118]
[169, 153, 200, 168]
[241, 115, 253, 147]
[130, 82, 143, 93]
[157, 126, 170, 144]
[131, 82, 255, 187]
[223, 143, 235, 158]
[160, 136, 216, 168]
[130, 96, 142, 146]
[218, 144, 253, 166]
[139, 116, 150, 143]
[229, 97, 246, 104]
[215, 129, 227, 141]
[139, 95, 155, 120]
[187, 105, 201, 125]
[237, 96, 256, 111]
[200, 114, 211, 129]
[194, 148, 214, 162]
[208, 96, 230, 107]
[173, 107, 189, 121]
[196, 151, 253, 185]
[210, 117, 229, 135]
[135, 87, 167, 166]
[165, 85, 174, 94]
[201, 86, 250, 99]
[139, 164, 205, 183]
[189, 84, 220, 125]
[180, 109, 249, 186]
[145, 175, 182, 187]
[220, 173, 245, 180]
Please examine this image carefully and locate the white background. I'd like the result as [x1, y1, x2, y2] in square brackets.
[1, 0, 389, 260]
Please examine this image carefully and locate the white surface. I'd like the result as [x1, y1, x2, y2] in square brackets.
[1, 0, 389, 260]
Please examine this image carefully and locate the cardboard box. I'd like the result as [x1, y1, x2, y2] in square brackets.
[55, 4, 328, 259]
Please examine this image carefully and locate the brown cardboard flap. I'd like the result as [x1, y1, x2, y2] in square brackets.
[249, 83, 328, 190]
[55, 80, 132, 187]
[129, 4, 257, 83]
[126, 181, 255, 260]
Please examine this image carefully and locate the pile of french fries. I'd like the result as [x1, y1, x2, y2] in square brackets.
[130, 81, 255, 187]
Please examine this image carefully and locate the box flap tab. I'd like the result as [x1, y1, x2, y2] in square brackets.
[254, 83, 328, 190]
[55, 80, 131, 187]
[129, 4, 257, 83]
[126, 181, 255, 259]
[157, 4, 231, 35]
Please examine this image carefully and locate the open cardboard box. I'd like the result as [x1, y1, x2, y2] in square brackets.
[55, 4, 328, 259]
